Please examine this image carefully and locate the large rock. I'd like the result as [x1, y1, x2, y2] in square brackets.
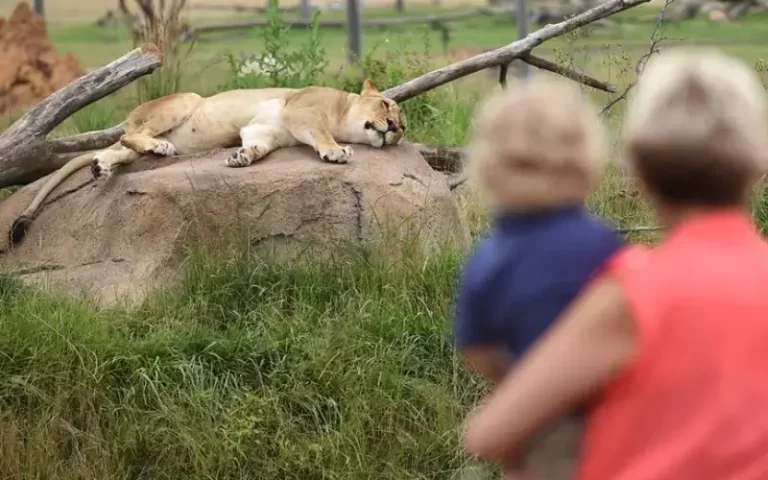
[0, 144, 470, 306]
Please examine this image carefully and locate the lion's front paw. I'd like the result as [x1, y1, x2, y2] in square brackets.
[320, 145, 353, 164]
[150, 140, 177, 157]
[91, 154, 113, 180]
[225, 147, 254, 168]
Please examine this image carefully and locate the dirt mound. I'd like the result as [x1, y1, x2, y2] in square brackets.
[0, 144, 470, 306]
[0, 2, 84, 116]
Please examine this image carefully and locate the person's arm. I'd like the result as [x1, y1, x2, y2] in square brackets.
[461, 346, 511, 385]
[463, 275, 637, 463]
[453, 253, 511, 385]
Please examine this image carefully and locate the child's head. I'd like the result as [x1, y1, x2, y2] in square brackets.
[467, 77, 606, 213]
[622, 48, 768, 208]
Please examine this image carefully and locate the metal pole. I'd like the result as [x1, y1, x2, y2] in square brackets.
[300, 0, 312, 22]
[346, 0, 362, 65]
[34, 0, 44, 17]
[517, 0, 529, 79]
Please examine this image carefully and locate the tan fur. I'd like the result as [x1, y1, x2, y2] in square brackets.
[9, 79, 407, 246]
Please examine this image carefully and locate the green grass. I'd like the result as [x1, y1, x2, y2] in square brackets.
[2, 3, 768, 477]
[0, 243, 491, 479]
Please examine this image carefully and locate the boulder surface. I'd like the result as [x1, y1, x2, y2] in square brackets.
[0, 144, 470, 305]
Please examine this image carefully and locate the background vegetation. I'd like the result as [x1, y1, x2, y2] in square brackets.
[1, 1, 768, 478]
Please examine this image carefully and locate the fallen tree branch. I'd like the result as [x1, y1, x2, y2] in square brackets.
[522, 53, 616, 92]
[600, 0, 672, 115]
[382, 0, 652, 103]
[49, 123, 126, 153]
[0, 45, 162, 188]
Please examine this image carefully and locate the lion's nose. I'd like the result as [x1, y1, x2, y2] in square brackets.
[387, 119, 397, 132]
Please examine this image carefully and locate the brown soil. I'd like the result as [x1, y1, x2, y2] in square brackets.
[0, 2, 84, 116]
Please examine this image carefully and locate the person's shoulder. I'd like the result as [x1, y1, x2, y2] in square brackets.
[605, 244, 652, 274]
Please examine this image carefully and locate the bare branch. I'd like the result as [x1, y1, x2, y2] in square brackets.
[0, 45, 162, 188]
[382, 0, 652, 103]
[600, 0, 673, 115]
[49, 124, 126, 153]
[617, 225, 663, 234]
[522, 54, 616, 92]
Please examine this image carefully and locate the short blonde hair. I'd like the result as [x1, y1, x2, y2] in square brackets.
[467, 77, 606, 212]
[623, 48, 768, 206]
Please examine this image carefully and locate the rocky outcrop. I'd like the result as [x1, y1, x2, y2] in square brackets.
[0, 144, 470, 306]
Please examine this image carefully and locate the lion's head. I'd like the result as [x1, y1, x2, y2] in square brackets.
[352, 79, 407, 148]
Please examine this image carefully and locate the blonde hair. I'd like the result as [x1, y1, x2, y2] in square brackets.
[467, 77, 606, 212]
[622, 47, 768, 205]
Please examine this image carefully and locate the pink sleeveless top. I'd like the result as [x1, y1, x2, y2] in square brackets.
[577, 209, 768, 480]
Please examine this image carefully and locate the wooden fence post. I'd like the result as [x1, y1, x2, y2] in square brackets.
[517, 0, 530, 79]
[346, 0, 362, 65]
[34, 0, 44, 16]
[300, 0, 312, 21]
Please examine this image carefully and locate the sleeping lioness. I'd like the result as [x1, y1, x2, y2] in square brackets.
[9, 79, 407, 246]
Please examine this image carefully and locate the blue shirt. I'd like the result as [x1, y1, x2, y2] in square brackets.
[453, 206, 623, 357]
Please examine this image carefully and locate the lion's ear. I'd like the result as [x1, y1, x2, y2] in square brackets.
[361, 78, 380, 96]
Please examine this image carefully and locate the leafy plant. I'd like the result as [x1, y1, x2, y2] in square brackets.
[223, 0, 328, 90]
[132, 0, 196, 102]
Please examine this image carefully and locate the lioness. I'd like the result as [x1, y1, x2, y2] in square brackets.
[9, 79, 407, 246]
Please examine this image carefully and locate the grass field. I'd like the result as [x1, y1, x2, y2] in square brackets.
[2, 2, 768, 478]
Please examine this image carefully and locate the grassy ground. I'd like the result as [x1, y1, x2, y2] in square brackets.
[2, 4, 768, 478]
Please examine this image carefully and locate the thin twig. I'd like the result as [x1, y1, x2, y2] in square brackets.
[600, 0, 674, 116]
[617, 225, 664, 234]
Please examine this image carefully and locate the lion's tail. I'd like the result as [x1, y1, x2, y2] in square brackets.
[10, 150, 101, 246]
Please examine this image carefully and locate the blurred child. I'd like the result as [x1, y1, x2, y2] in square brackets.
[464, 48, 768, 480]
[453, 77, 623, 479]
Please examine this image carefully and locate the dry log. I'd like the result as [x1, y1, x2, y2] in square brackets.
[382, 0, 651, 102]
[0, 45, 162, 189]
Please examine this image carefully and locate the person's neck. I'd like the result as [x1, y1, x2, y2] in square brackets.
[656, 203, 747, 231]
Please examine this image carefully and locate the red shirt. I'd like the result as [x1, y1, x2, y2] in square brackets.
[578, 209, 768, 480]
